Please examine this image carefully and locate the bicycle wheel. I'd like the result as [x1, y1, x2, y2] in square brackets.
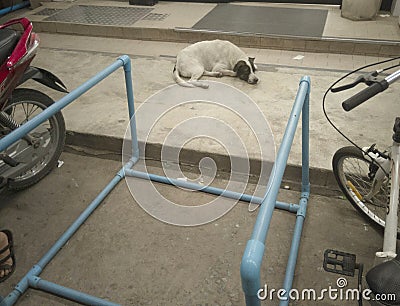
[2, 88, 65, 190]
[332, 146, 399, 236]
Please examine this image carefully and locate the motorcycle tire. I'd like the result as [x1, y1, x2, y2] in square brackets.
[3, 88, 65, 190]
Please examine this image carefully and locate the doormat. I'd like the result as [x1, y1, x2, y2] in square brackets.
[193, 4, 328, 37]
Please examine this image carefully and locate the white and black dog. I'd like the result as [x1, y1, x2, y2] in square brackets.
[173, 39, 258, 89]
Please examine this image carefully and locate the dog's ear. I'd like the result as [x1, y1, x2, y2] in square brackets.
[248, 57, 257, 71]
[234, 60, 246, 72]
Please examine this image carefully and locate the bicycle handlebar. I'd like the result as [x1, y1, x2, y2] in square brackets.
[342, 80, 389, 111]
[341, 69, 400, 112]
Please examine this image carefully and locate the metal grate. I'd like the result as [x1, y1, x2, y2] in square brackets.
[141, 13, 169, 21]
[44, 5, 154, 26]
[34, 8, 62, 16]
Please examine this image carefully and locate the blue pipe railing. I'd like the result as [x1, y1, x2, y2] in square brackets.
[240, 76, 310, 306]
[0, 1, 30, 17]
[0, 55, 137, 306]
[0, 54, 311, 305]
[124, 169, 299, 213]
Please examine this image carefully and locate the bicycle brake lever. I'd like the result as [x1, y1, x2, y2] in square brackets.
[331, 70, 383, 93]
[331, 78, 362, 92]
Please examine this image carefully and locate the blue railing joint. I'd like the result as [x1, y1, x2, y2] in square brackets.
[300, 190, 310, 199]
[296, 207, 306, 219]
[117, 168, 125, 179]
[276, 202, 298, 213]
[296, 196, 309, 218]
[118, 55, 131, 71]
[32, 264, 43, 274]
[123, 156, 139, 171]
[289, 203, 300, 213]
[27, 275, 41, 287]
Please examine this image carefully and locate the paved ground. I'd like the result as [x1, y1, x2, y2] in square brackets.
[0, 3, 399, 305]
[0, 152, 388, 305]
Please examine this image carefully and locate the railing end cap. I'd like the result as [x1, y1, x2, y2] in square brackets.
[299, 76, 311, 86]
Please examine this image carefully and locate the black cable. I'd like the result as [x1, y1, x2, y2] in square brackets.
[382, 62, 400, 72]
[322, 56, 400, 176]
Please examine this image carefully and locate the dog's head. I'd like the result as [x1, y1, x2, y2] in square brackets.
[233, 57, 259, 85]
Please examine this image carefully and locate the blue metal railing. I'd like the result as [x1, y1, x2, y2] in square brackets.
[0, 1, 30, 17]
[240, 76, 310, 306]
[0, 55, 137, 306]
[0, 55, 311, 305]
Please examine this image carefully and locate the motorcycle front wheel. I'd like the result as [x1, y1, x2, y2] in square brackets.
[3, 88, 65, 190]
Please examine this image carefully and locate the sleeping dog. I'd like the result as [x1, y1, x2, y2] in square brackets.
[173, 40, 258, 89]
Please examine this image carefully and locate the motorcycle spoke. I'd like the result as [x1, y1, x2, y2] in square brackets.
[10, 106, 16, 119]
[21, 103, 29, 122]
[27, 104, 40, 118]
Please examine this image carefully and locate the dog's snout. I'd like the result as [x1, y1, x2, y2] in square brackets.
[249, 76, 259, 84]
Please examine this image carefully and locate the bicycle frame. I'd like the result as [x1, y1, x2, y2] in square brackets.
[380, 70, 400, 260]
[381, 131, 400, 259]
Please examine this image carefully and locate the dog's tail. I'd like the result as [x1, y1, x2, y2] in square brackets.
[173, 65, 209, 89]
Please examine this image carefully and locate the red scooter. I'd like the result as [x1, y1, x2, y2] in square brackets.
[0, 17, 67, 190]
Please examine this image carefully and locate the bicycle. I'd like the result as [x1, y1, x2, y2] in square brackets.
[322, 58, 400, 306]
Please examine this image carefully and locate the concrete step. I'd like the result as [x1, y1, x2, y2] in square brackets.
[19, 0, 400, 58]
[31, 20, 400, 57]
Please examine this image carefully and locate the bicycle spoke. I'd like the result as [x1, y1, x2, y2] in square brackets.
[340, 155, 391, 226]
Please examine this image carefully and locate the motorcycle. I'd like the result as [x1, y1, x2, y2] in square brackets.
[0, 17, 67, 190]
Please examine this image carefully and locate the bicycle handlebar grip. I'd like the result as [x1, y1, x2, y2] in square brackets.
[342, 80, 389, 111]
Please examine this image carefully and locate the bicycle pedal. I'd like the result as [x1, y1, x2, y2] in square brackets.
[323, 249, 357, 277]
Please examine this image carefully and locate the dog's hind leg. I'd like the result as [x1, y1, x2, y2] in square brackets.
[188, 69, 209, 89]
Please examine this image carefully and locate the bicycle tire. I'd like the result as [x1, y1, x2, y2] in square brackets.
[332, 146, 399, 236]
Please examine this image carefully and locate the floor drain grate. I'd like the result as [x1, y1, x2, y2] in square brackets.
[141, 13, 169, 21]
[44, 5, 154, 26]
[34, 8, 63, 16]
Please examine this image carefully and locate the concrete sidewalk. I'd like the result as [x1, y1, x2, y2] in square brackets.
[22, 33, 399, 191]
[1, 1, 399, 191]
